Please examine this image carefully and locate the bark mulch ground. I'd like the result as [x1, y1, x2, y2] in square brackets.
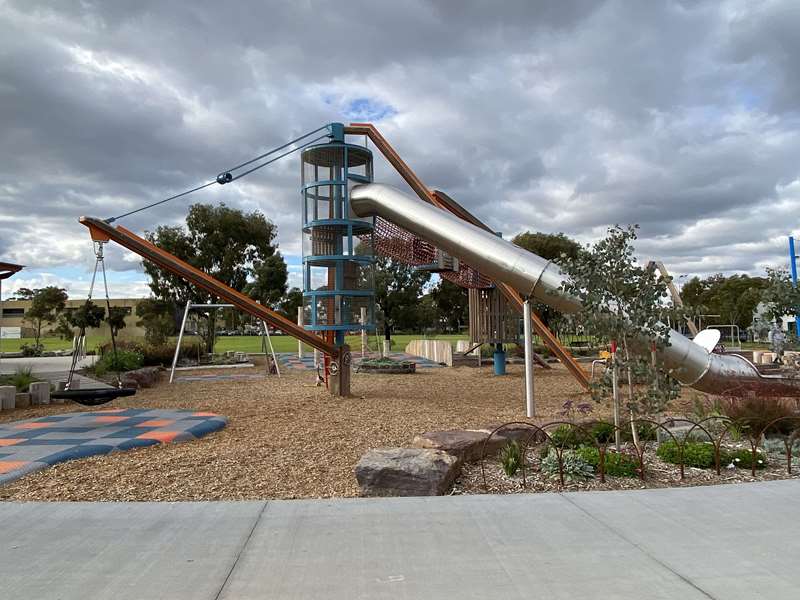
[2, 363, 793, 501]
[0, 364, 588, 501]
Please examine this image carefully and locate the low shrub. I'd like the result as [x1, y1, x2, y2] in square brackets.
[576, 446, 640, 478]
[621, 421, 658, 442]
[20, 343, 43, 357]
[549, 424, 589, 448]
[656, 440, 768, 471]
[500, 441, 522, 477]
[763, 437, 800, 456]
[657, 440, 717, 469]
[97, 339, 202, 367]
[0, 367, 39, 391]
[541, 449, 594, 480]
[11, 366, 36, 391]
[94, 349, 144, 377]
[725, 448, 767, 470]
[590, 421, 616, 444]
[719, 397, 800, 437]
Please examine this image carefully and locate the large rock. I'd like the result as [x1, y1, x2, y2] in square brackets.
[413, 430, 496, 462]
[121, 366, 162, 389]
[355, 448, 460, 497]
[413, 425, 547, 462]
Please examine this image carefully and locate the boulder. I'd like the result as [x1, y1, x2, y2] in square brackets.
[413, 425, 548, 463]
[121, 366, 162, 389]
[355, 448, 460, 497]
[413, 429, 496, 462]
[473, 423, 548, 447]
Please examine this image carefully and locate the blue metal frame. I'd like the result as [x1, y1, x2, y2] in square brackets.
[301, 131, 376, 346]
[789, 236, 800, 336]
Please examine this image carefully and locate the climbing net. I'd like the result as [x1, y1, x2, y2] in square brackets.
[364, 217, 493, 289]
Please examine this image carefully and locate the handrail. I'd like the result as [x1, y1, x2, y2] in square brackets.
[79, 217, 337, 356]
[345, 123, 590, 390]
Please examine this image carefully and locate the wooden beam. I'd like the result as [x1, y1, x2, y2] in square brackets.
[78, 217, 337, 356]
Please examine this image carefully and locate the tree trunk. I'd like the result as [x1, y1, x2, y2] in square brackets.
[622, 338, 640, 449]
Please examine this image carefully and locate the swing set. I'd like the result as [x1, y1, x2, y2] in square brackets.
[51, 242, 137, 405]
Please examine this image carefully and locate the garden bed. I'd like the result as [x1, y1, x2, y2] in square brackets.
[357, 357, 416, 374]
[454, 442, 800, 495]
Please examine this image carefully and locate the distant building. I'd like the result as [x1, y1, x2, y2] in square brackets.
[0, 298, 145, 339]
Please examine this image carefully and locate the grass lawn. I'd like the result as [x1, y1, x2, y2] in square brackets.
[2, 333, 469, 355]
[0, 335, 107, 354]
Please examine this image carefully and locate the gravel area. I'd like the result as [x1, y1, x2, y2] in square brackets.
[0, 364, 589, 501]
[454, 444, 800, 495]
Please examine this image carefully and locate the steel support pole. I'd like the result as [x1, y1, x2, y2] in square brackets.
[611, 340, 621, 451]
[297, 306, 304, 359]
[169, 301, 191, 383]
[360, 306, 368, 358]
[790, 236, 800, 337]
[523, 299, 535, 418]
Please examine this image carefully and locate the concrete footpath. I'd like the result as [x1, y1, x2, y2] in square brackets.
[1, 480, 797, 599]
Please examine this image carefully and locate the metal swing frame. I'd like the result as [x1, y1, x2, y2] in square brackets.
[168, 302, 281, 383]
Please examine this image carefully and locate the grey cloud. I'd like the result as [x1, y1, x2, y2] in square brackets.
[1, 0, 800, 293]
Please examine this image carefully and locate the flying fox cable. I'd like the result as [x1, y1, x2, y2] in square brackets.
[105, 124, 332, 223]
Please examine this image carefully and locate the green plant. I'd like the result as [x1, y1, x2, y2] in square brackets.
[549, 424, 588, 448]
[657, 440, 717, 469]
[541, 449, 594, 480]
[725, 448, 767, 470]
[94, 349, 144, 377]
[20, 343, 44, 357]
[590, 421, 616, 444]
[11, 366, 36, 391]
[576, 446, 640, 477]
[719, 397, 800, 437]
[621, 421, 657, 442]
[763, 437, 800, 456]
[500, 441, 523, 477]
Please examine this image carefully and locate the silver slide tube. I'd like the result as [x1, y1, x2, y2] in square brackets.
[351, 183, 799, 396]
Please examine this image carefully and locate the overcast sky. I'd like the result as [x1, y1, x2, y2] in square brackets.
[2, 0, 800, 300]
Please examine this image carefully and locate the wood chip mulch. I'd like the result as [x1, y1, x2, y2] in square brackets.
[0, 364, 588, 501]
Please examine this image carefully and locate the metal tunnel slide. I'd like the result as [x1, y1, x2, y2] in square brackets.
[344, 123, 591, 391]
[350, 183, 800, 397]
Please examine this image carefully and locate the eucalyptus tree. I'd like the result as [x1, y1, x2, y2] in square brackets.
[560, 225, 681, 447]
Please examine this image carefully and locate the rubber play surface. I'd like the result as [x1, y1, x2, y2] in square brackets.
[0, 409, 227, 485]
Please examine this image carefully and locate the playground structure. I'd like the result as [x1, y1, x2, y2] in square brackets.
[349, 182, 800, 398]
[78, 122, 588, 401]
[71, 122, 800, 405]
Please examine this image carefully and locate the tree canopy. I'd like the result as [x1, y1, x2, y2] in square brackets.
[512, 231, 582, 263]
[373, 255, 431, 336]
[143, 203, 287, 351]
[16, 286, 68, 347]
[680, 274, 767, 329]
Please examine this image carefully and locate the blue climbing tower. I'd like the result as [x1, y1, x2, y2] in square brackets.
[301, 123, 376, 348]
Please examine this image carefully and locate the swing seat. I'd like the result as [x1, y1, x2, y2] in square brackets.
[50, 387, 137, 406]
